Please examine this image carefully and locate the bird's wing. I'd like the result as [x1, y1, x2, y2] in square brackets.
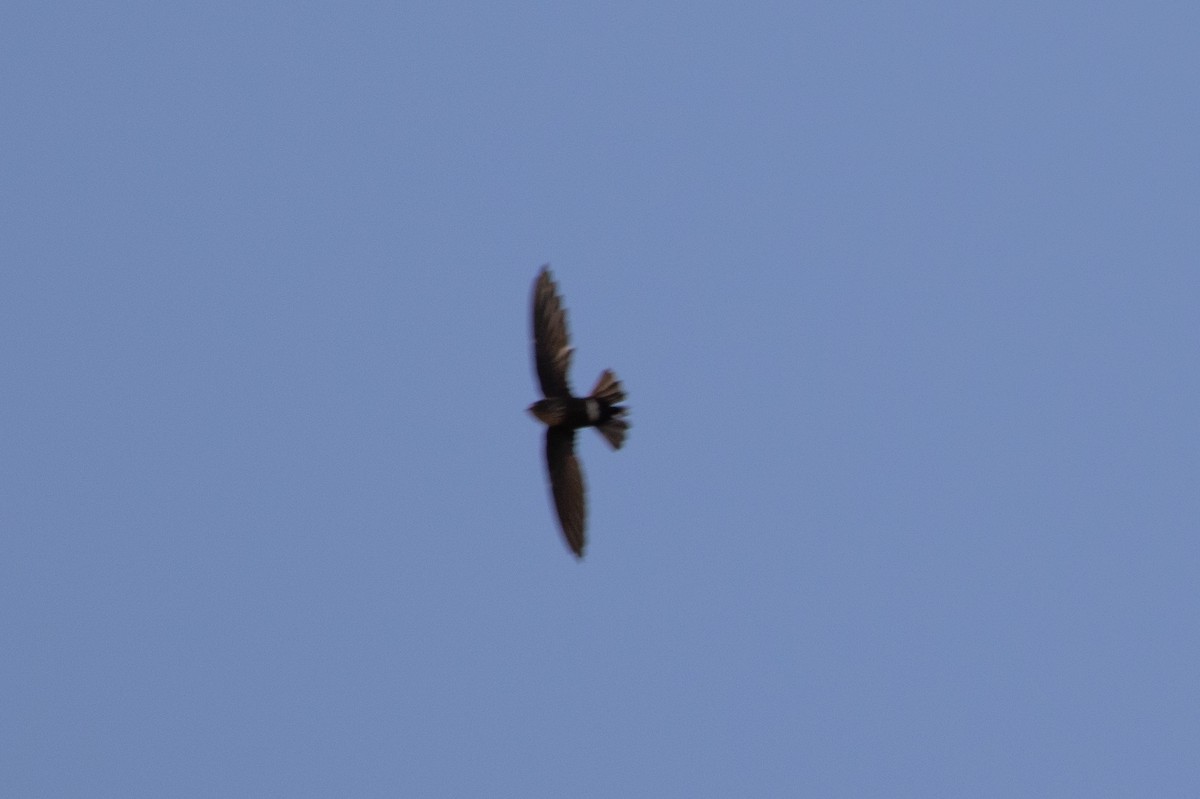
[545, 426, 586, 557]
[532, 266, 573, 398]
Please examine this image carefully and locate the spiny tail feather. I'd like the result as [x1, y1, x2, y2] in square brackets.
[597, 416, 629, 450]
[591, 369, 629, 450]
[590, 369, 625, 404]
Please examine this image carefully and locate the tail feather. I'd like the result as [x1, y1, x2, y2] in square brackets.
[597, 416, 629, 450]
[591, 369, 629, 450]
[590, 369, 625, 404]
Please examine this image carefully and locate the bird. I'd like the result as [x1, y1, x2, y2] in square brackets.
[528, 265, 629, 558]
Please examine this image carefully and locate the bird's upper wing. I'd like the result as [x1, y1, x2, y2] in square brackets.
[545, 426, 586, 557]
[532, 267, 573, 398]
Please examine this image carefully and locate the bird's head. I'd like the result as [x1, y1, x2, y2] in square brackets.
[528, 398, 568, 426]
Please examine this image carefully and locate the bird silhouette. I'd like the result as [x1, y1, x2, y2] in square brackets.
[528, 266, 629, 558]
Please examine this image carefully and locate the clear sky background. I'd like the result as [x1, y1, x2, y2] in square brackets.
[3, 3, 1197, 796]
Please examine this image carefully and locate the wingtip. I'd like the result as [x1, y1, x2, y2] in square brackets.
[565, 533, 586, 559]
[533, 265, 559, 307]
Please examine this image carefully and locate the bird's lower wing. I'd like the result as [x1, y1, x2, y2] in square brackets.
[545, 427, 586, 557]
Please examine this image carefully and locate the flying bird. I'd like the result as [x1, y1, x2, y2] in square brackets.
[528, 266, 629, 558]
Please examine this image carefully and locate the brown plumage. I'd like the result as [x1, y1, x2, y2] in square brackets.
[528, 266, 629, 558]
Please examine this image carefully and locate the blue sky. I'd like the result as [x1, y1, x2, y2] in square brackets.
[3, 3, 1198, 796]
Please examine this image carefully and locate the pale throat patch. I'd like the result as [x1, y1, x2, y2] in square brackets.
[585, 398, 600, 422]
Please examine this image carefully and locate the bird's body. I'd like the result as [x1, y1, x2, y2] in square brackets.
[528, 266, 629, 558]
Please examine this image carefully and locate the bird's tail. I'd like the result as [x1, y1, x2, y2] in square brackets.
[590, 369, 629, 450]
